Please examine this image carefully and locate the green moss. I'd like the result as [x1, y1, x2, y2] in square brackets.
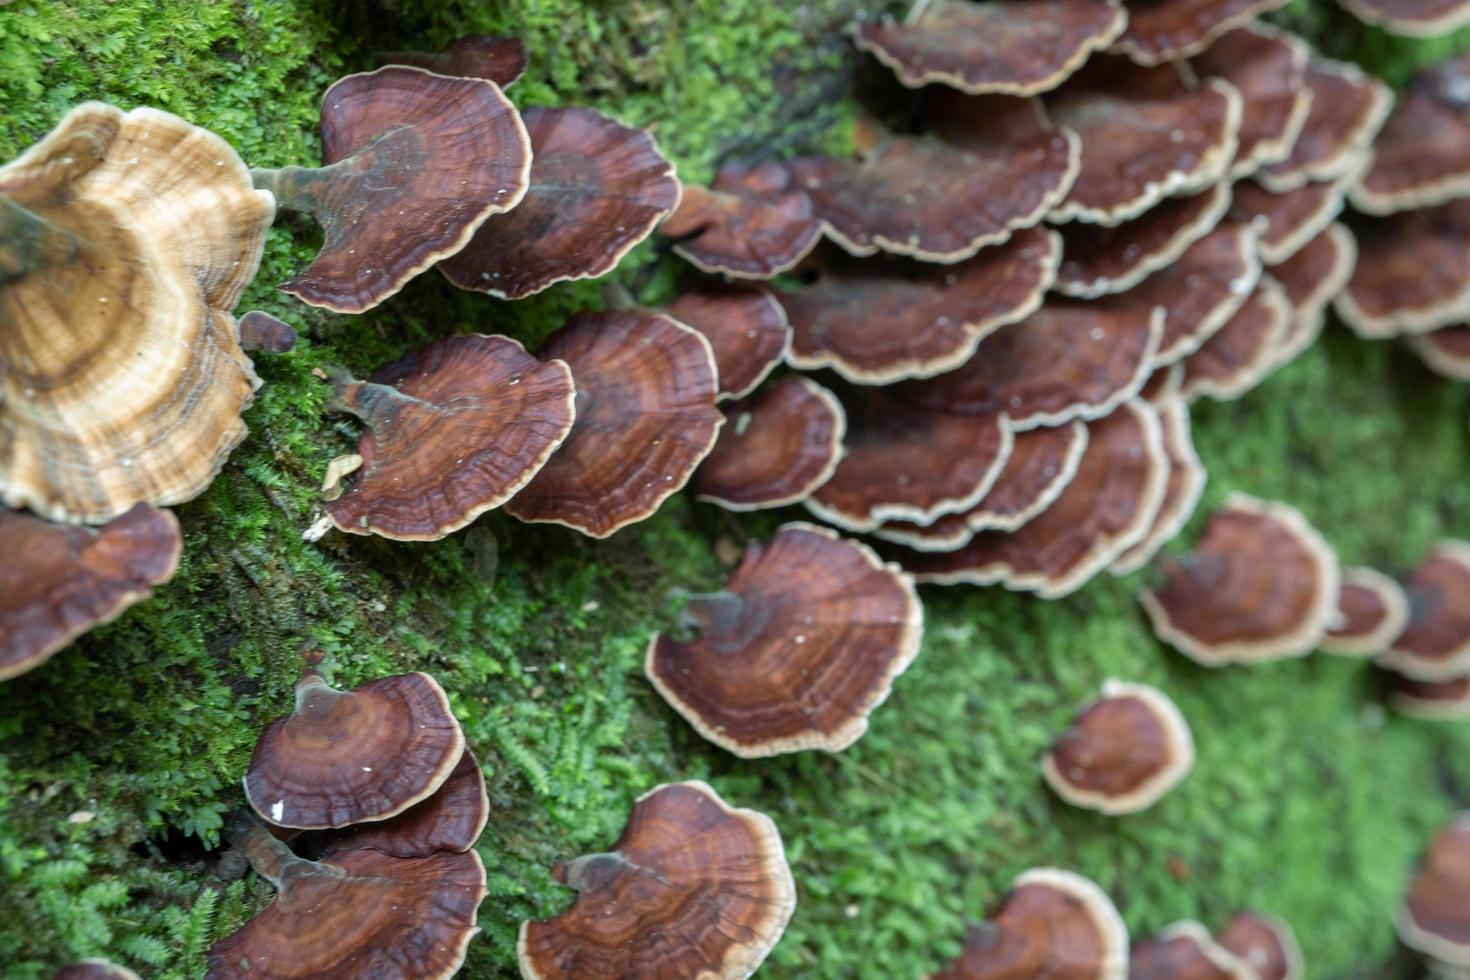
[1, 0, 1468, 977]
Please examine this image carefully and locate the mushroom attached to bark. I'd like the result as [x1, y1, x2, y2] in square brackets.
[1335, 0, 1470, 36]
[322, 749, 488, 859]
[1409, 324, 1470, 381]
[1337, 200, 1470, 338]
[1355, 60, 1470, 215]
[646, 524, 921, 756]
[1, 504, 180, 682]
[1386, 673, 1470, 720]
[694, 377, 846, 511]
[1111, 384, 1206, 575]
[1215, 912, 1303, 980]
[659, 160, 820, 279]
[1042, 680, 1195, 815]
[1256, 57, 1392, 193]
[252, 66, 531, 313]
[1190, 24, 1310, 178]
[1377, 541, 1470, 681]
[1397, 814, 1470, 968]
[517, 780, 797, 978]
[1139, 494, 1340, 666]
[1179, 277, 1293, 402]
[505, 311, 722, 538]
[664, 284, 791, 400]
[1321, 566, 1411, 656]
[319, 334, 576, 541]
[440, 106, 679, 299]
[853, 0, 1126, 97]
[51, 962, 143, 980]
[0, 103, 272, 524]
[1273, 223, 1357, 366]
[382, 34, 529, 87]
[244, 669, 465, 830]
[1110, 0, 1291, 66]
[1130, 922, 1255, 980]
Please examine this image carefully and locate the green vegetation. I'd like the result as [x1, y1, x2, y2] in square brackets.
[1, 0, 1468, 976]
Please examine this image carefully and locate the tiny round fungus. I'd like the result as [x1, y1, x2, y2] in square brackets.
[382, 34, 530, 88]
[1386, 672, 1470, 720]
[1179, 277, 1294, 403]
[1111, 387, 1206, 575]
[1337, 200, 1470, 337]
[1273, 223, 1357, 365]
[237, 311, 298, 355]
[1110, 0, 1290, 66]
[1377, 541, 1470, 681]
[1257, 57, 1392, 193]
[1397, 814, 1470, 967]
[322, 749, 489, 859]
[1190, 24, 1311, 178]
[1321, 566, 1412, 656]
[1335, 0, 1470, 36]
[51, 961, 142, 980]
[1215, 912, 1303, 980]
[659, 160, 821, 279]
[665, 283, 791, 400]
[1130, 922, 1256, 980]
[1409, 324, 1470, 381]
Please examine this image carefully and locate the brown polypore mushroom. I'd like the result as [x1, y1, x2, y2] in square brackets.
[505, 311, 722, 538]
[1, 103, 272, 524]
[244, 668, 465, 830]
[207, 815, 486, 979]
[1, 504, 180, 682]
[1397, 814, 1470, 968]
[1354, 63, 1470, 215]
[1273, 223, 1357, 366]
[1130, 922, 1255, 980]
[1179, 277, 1293, 402]
[1046, 58, 1241, 225]
[1386, 673, 1470, 720]
[659, 160, 820, 279]
[1337, 200, 1470, 337]
[382, 35, 530, 88]
[1111, 0, 1290, 66]
[1409, 324, 1470, 381]
[852, 0, 1126, 97]
[1321, 566, 1411, 656]
[1190, 24, 1311, 178]
[1139, 493, 1340, 666]
[1335, 0, 1470, 36]
[237, 311, 298, 355]
[1231, 176, 1351, 265]
[517, 780, 796, 978]
[1111, 385, 1206, 575]
[322, 748, 488, 858]
[52, 963, 143, 980]
[1377, 541, 1470, 681]
[1215, 912, 1303, 980]
[439, 106, 679, 299]
[316, 334, 575, 541]
[694, 377, 846, 511]
[1042, 679, 1195, 814]
[664, 283, 791, 400]
[646, 523, 921, 756]
[252, 66, 530, 313]
[1257, 57, 1392, 193]
[931, 867, 1129, 979]
[778, 228, 1060, 384]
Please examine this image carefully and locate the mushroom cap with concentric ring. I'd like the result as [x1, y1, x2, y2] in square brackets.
[1377, 540, 1470, 681]
[1321, 566, 1411, 656]
[1215, 911, 1304, 980]
[1397, 814, 1470, 967]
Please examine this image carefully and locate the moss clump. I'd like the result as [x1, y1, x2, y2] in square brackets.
[1, 0, 1468, 976]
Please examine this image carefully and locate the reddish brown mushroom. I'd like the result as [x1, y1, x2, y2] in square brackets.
[852, 0, 1126, 97]
[322, 749, 488, 859]
[778, 228, 1060, 384]
[382, 35, 529, 88]
[1355, 68, 1470, 215]
[1377, 540, 1470, 681]
[1232, 176, 1351, 265]
[517, 780, 796, 978]
[659, 160, 820, 279]
[505, 311, 722, 538]
[1190, 24, 1311, 178]
[1257, 57, 1392, 193]
[1042, 680, 1195, 814]
[1386, 672, 1470, 720]
[1139, 494, 1340, 666]
[1111, 386, 1206, 575]
[1409, 324, 1470, 381]
[1215, 912, 1303, 980]
[1397, 814, 1470, 968]
[1273, 223, 1357, 366]
[51, 961, 142, 980]
[1180, 277, 1293, 402]
[1131, 922, 1256, 980]
[664, 283, 791, 400]
[694, 377, 845, 512]
[1337, 200, 1470, 338]
[1111, 0, 1291, 66]
[252, 67, 531, 313]
[646, 523, 921, 756]
[1321, 566, 1412, 657]
[1, 504, 180, 682]
[1336, 0, 1470, 36]
[931, 868, 1129, 979]
[317, 334, 576, 541]
[238, 311, 298, 355]
[440, 106, 679, 299]
[244, 669, 464, 830]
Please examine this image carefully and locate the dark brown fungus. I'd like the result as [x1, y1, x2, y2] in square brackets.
[1274, 223, 1356, 365]
[1321, 566, 1411, 657]
[1257, 57, 1392, 193]
[1231, 176, 1350, 265]
[1377, 541, 1470, 681]
[382, 35, 530, 88]
[1180, 276, 1293, 402]
[322, 749, 489, 859]
[1397, 814, 1470, 967]
[1355, 65, 1470, 215]
[664, 284, 791, 400]
[1111, 0, 1291, 66]
[659, 160, 820, 279]
[1409, 324, 1470, 381]
[1337, 199, 1470, 338]
[1130, 922, 1255, 980]
[1111, 388, 1205, 575]
[1386, 673, 1470, 720]
[51, 963, 142, 980]
[1336, 0, 1470, 36]
[1191, 24, 1311, 178]
[1215, 912, 1303, 980]
[237, 311, 297, 355]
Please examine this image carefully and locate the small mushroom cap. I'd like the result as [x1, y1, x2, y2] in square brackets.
[383, 34, 529, 87]
[1378, 541, 1470, 681]
[932, 867, 1129, 980]
[1112, 0, 1290, 65]
[1386, 672, 1470, 720]
[244, 670, 465, 830]
[1110, 392, 1206, 575]
[1042, 679, 1195, 815]
[853, 0, 1126, 97]
[1335, 0, 1470, 35]
[1047, 59, 1242, 226]
[274, 66, 531, 313]
[646, 524, 921, 757]
[505, 311, 723, 538]
[237, 311, 298, 355]
[659, 160, 820, 279]
[1215, 911, 1304, 980]
[1409, 324, 1470, 381]
[518, 780, 797, 978]
[1232, 175, 1351, 265]
[1131, 921, 1256, 980]
[1274, 223, 1357, 365]
[1355, 80, 1470, 216]
[895, 297, 1162, 429]
[1397, 814, 1470, 967]
[1139, 493, 1341, 666]
[1257, 58, 1392, 193]
[322, 748, 488, 858]
[780, 228, 1060, 384]
[322, 334, 576, 541]
[51, 961, 142, 980]
[1337, 201, 1470, 338]
[1056, 184, 1232, 298]
[1321, 566, 1412, 656]
[665, 284, 791, 400]
[1190, 24, 1311, 178]
[440, 106, 679, 299]
[1, 103, 271, 524]
[1, 504, 180, 682]
[1179, 276, 1293, 403]
[694, 377, 846, 511]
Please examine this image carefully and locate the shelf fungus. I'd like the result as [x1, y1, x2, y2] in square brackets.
[852, 0, 1126, 97]
[381, 34, 529, 88]
[1110, 0, 1290, 66]
[1191, 24, 1311, 179]
[0, 103, 272, 524]
[1111, 385, 1206, 575]
[237, 311, 298, 355]
[440, 106, 678, 299]
[51, 962, 143, 980]
[1337, 200, 1470, 338]
[646, 524, 921, 757]
[1130, 922, 1256, 980]
[1215, 912, 1303, 980]
[1397, 814, 1470, 969]
[206, 815, 486, 980]
[1139, 494, 1340, 666]
[505, 311, 722, 538]
[1409, 324, 1470, 381]
[321, 749, 489, 859]
[1273, 223, 1357, 365]
[664, 284, 791, 400]
[1354, 60, 1470, 215]
[1231, 176, 1351, 266]
[1042, 680, 1195, 814]
[1321, 566, 1411, 656]
[778, 228, 1059, 384]
[1256, 57, 1392, 193]
[1, 504, 180, 682]
[244, 668, 465, 830]
[930, 868, 1129, 980]
[253, 66, 531, 313]
[694, 377, 846, 511]
[1377, 541, 1470, 681]
[1179, 277, 1293, 403]
[517, 781, 797, 978]
[1046, 58, 1241, 226]
[892, 399, 1168, 599]
[659, 160, 820, 279]
[1386, 673, 1470, 720]
[1336, 0, 1470, 36]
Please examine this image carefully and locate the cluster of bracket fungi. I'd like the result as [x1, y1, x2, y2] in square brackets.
[5, 1, 1470, 978]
